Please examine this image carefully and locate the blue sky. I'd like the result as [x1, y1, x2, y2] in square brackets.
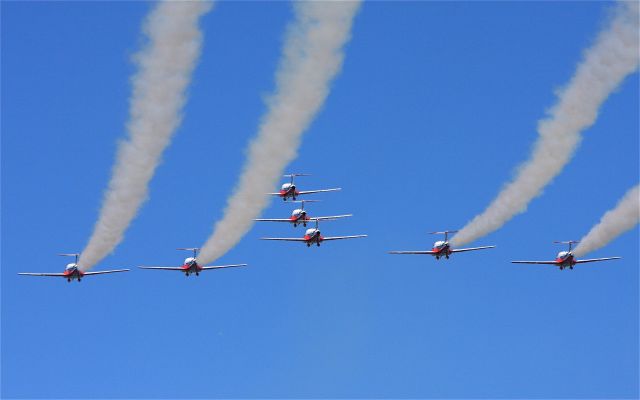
[2, 2, 638, 398]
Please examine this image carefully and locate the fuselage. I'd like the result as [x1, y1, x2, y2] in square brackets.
[279, 183, 299, 200]
[181, 257, 203, 275]
[304, 228, 323, 246]
[431, 240, 452, 259]
[290, 209, 310, 226]
[555, 251, 576, 269]
[64, 263, 84, 282]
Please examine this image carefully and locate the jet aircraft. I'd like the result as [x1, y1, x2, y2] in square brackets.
[138, 248, 247, 277]
[261, 219, 366, 247]
[268, 174, 340, 201]
[254, 200, 351, 227]
[18, 254, 129, 282]
[511, 241, 621, 270]
[388, 230, 495, 260]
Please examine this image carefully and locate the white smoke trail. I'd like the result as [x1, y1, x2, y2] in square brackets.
[197, 1, 362, 264]
[574, 185, 639, 257]
[452, 1, 639, 247]
[78, 1, 213, 270]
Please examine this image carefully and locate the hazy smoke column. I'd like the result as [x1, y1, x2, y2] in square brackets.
[452, 1, 639, 247]
[79, 1, 213, 270]
[574, 185, 639, 257]
[197, 2, 361, 264]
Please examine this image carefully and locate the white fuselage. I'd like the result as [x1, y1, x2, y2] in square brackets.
[431, 240, 452, 259]
[64, 263, 84, 281]
[290, 208, 309, 226]
[554, 251, 576, 269]
[304, 228, 322, 246]
[181, 257, 202, 275]
[279, 183, 298, 200]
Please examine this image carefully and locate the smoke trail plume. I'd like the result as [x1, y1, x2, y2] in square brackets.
[574, 185, 639, 257]
[452, 1, 639, 247]
[78, 1, 213, 270]
[197, 1, 361, 264]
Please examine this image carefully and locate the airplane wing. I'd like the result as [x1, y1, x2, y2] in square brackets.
[254, 218, 295, 222]
[201, 264, 247, 270]
[322, 235, 368, 241]
[260, 237, 307, 241]
[575, 257, 622, 264]
[312, 214, 352, 221]
[297, 188, 342, 195]
[18, 272, 66, 277]
[388, 250, 437, 255]
[254, 215, 352, 223]
[83, 269, 130, 275]
[267, 192, 283, 196]
[138, 266, 185, 271]
[511, 260, 558, 265]
[450, 245, 496, 253]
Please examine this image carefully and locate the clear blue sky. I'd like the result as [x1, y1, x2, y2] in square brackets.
[2, 2, 638, 398]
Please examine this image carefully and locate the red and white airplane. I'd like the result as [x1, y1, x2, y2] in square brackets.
[254, 200, 351, 227]
[268, 174, 341, 201]
[511, 241, 621, 270]
[261, 219, 366, 247]
[388, 230, 495, 260]
[138, 248, 247, 277]
[18, 254, 130, 282]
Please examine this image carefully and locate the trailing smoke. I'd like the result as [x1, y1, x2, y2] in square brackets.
[452, 1, 639, 247]
[79, 1, 213, 270]
[197, 1, 362, 264]
[574, 185, 639, 257]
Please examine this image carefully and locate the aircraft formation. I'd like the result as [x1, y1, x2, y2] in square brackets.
[259, 174, 367, 247]
[18, 173, 623, 283]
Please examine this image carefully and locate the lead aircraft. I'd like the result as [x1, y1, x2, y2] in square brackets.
[254, 200, 351, 227]
[261, 219, 367, 247]
[511, 241, 621, 270]
[18, 254, 129, 282]
[268, 174, 341, 201]
[388, 230, 495, 260]
[138, 248, 247, 277]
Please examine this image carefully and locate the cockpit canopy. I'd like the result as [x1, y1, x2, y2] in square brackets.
[433, 240, 446, 248]
[184, 257, 196, 265]
[65, 263, 77, 270]
[557, 251, 569, 259]
[292, 209, 304, 216]
[305, 228, 318, 236]
[281, 183, 293, 190]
